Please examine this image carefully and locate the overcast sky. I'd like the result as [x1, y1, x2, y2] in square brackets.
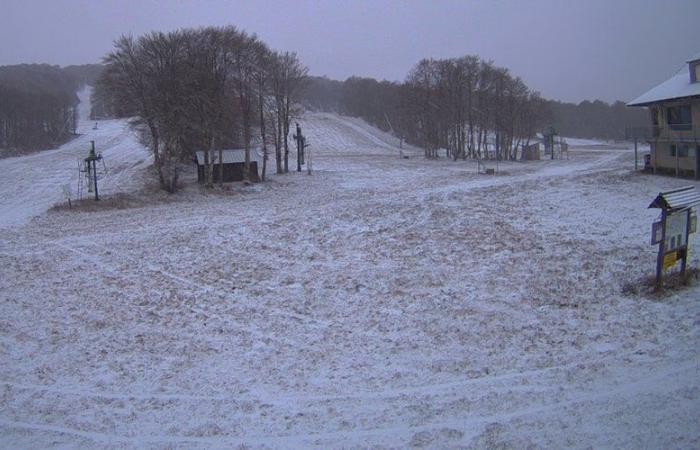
[2, 0, 698, 103]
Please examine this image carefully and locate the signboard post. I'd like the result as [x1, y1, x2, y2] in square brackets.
[649, 186, 699, 290]
[654, 208, 691, 289]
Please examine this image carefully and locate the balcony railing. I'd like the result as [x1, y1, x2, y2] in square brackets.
[625, 125, 700, 142]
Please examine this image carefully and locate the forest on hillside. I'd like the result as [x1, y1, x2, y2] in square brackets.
[0, 64, 103, 155]
[299, 61, 548, 161]
[1, 53, 647, 166]
[301, 75, 648, 141]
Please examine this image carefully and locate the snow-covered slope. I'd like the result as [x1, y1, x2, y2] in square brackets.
[297, 112, 420, 157]
[1, 95, 699, 449]
[0, 86, 151, 228]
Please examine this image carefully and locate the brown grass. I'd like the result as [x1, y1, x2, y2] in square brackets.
[622, 267, 700, 298]
[49, 193, 150, 212]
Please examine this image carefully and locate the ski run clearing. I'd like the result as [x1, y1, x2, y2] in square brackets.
[1, 91, 700, 449]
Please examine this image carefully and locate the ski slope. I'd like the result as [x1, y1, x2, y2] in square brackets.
[0, 86, 151, 228]
[297, 112, 419, 157]
[1, 100, 700, 448]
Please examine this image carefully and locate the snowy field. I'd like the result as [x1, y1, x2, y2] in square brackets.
[0, 87, 152, 227]
[1, 99, 699, 448]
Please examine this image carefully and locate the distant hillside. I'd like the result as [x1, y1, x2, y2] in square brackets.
[301, 76, 344, 111]
[0, 64, 83, 154]
[63, 64, 104, 86]
[301, 75, 649, 141]
[545, 99, 648, 140]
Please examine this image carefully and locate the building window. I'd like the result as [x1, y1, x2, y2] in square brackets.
[666, 105, 692, 130]
[671, 144, 690, 157]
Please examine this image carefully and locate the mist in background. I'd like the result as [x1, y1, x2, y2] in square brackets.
[2, 0, 698, 103]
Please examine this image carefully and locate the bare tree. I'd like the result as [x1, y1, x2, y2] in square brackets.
[252, 41, 272, 180]
[268, 52, 308, 173]
[100, 32, 192, 192]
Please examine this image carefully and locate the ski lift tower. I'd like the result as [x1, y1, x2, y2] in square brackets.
[543, 126, 558, 160]
[84, 140, 103, 201]
[293, 122, 311, 174]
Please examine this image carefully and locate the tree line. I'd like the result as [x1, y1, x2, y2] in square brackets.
[0, 63, 108, 156]
[0, 64, 79, 154]
[302, 67, 648, 145]
[304, 56, 549, 160]
[94, 26, 308, 192]
[547, 99, 646, 140]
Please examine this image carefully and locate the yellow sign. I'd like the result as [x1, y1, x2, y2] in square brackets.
[663, 251, 678, 270]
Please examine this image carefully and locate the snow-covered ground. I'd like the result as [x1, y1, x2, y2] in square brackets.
[1, 101, 699, 448]
[0, 86, 152, 227]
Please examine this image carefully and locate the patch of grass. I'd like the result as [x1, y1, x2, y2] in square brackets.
[622, 267, 700, 298]
[49, 193, 149, 212]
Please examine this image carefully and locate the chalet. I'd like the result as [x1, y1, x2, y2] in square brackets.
[194, 149, 262, 183]
[628, 51, 700, 179]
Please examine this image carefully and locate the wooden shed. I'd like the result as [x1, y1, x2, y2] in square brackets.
[194, 149, 262, 183]
[522, 143, 541, 160]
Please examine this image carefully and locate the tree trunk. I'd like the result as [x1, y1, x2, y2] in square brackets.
[283, 114, 290, 173]
[259, 88, 268, 181]
[276, 106, 283, 174]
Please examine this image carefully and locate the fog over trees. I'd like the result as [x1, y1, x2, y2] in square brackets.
[0, 65, 79, 154]
[0, 23, 648, 189]
[302, 72, 648, 143]
[0, 63, 105, 155]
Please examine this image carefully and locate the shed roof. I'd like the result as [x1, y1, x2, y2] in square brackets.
[648, 186, 700, 211]
[195, 149, 262, 166]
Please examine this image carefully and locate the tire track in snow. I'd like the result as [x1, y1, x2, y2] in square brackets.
[0, 348, 679, 404]
[1, 360, 695, 446]
[49, 239, 330, 341]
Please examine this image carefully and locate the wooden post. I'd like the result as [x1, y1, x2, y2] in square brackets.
[655, 208, 667, 291]
[307, 140, 312, 175]
[680, 208, 690, 279]
[93, 158, 99, 201]
[634, 138, 638, 171]
[295, 123, 302, 172]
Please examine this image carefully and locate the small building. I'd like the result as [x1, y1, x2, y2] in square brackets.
[194, 149, 262, 183]
[628, 51, 700, 179]
[522, 143, 540, 160]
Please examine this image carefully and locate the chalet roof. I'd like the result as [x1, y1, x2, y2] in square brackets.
[687, 51, 700, 63]
[628, 51, 700, 106]
[628, 69, 700, 107]
[648, 186, 700, 211]
[194, 149, 263, 166]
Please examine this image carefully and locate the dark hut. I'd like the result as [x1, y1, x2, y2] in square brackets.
[194, 149, 262, 183]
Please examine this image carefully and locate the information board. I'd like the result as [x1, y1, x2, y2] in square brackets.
[664, 211, 688, 251]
